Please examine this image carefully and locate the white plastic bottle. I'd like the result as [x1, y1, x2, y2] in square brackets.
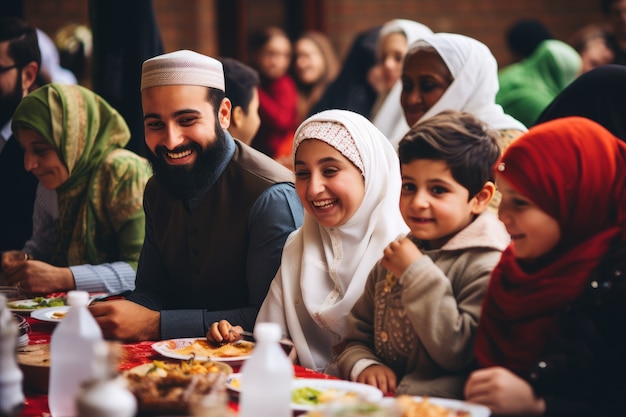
[48, 290, 103, 417]
[239, 322, 293, 417]
[76, 341, 136, 417]
[0, 294, 24, 417]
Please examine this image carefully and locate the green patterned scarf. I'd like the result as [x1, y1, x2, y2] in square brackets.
[12, 83, 148, 267]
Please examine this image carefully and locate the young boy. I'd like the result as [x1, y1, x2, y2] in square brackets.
[220, 57, 261, 145]
[335, 110, 510, 399]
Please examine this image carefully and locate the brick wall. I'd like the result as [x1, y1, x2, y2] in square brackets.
[24, 0, 604, 73]
[324, 0, 604, 67]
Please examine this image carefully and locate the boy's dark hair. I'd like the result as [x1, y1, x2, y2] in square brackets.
[0, 17, 41, 70]
[219, 57, 260, 115]
[398, 110, 501, 200]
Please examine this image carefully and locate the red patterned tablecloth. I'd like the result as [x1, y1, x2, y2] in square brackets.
[19, 316, 334, 417]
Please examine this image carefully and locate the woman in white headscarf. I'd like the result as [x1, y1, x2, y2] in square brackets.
[401, 33, 527, 151]
[208, 109, 408, 373]
[370, 19, 433, 145]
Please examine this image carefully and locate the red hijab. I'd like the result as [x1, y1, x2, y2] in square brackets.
[474, 117, 626, 373]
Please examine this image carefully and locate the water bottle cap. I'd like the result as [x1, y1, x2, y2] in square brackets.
[253, 322, 281, 342]
[66, 290, 89, 307]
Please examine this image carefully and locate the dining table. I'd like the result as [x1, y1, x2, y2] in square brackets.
[17, 307, 336, 417]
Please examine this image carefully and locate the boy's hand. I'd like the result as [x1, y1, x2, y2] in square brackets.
[381, 237, 421, 278]
[357, 364, 397, 394]
[206, 320, 244, 345]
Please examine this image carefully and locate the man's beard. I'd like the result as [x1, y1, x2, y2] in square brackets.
[0, 73, 23, 128]
[146, 126, 230, 200]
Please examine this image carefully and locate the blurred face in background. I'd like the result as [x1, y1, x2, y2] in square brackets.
[608, 0, 626, 40]
[294, 38, 326, 85]
[230, 87, 260, 145]
[400, 48, 453, 127]
[580, 37, 615, 72]
[0, 40, 25, 127]
[377, 32, 409, 91]
[257, 35, 292, 80]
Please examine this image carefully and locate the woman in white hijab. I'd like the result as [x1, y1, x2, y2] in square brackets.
[370, 19, 433, 146]
[208, 109, 408, 373]
[401, 33, 527, 151]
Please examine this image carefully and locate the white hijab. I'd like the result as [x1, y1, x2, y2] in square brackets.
[371, 19, 433, 145]
[257, 109, 408, 372]
[415, 33, 527, 132]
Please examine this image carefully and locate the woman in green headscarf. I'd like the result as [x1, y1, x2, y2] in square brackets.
[496, 39, 582, 128]
[2, 83, 152, 295]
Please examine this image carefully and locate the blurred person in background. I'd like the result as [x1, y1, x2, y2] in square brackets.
[568, 23, 615, 72]
[292, 31, 340, 125]
[34, 28, 77, 88]
[505, 19, 553, 64]
[370, 19, 433, 146]
[0, 17, 40, 254]
[54, 23, 92, 87]
[312, 25, 382, 120]
[603, 0, 626, 65]
[89, 0, 164, 156]
[535, 64, 626, 141]
[497, 39, 582, 128]
[220, 57, 261, 146]
[248, 26, 298, 164]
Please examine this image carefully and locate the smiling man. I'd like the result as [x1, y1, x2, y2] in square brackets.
[91, 50, 303, 342]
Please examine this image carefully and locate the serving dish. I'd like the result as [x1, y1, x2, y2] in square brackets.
[226, 374, 384, 413]
[152, 338, 254, 366]
[8, 296, 66, 313]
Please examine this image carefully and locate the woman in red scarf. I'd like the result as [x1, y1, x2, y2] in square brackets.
[465, 117, 626, 416]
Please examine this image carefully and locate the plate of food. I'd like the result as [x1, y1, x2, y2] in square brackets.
[125, 359, 231, 416]
[8, 296, 66, 313]
[226, 375, 384, 413]
[126, 359, 233, 378]
[152, 338, 255, 365]
[377, 395, 490, 417]
[30, 306, 70, 322]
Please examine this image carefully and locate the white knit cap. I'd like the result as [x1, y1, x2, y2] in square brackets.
[141, 49, 225, 92]
[294, 121, 364, 174]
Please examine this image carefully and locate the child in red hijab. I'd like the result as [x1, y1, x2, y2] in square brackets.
[465, 117, 626, 416]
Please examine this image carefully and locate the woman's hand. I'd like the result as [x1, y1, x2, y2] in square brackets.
[464, 366, 546, 416]
[3, 259, 74, 295]
[206, 319, 244, 344]
[1, 250, 28, 272]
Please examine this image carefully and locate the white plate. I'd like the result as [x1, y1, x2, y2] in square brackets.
[8, 297, 66, 313]
[152, 338, 254, 365]
[226, 374, 384, 412]
[380, 396, 491, 417]
[30, 306, 71, 322]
